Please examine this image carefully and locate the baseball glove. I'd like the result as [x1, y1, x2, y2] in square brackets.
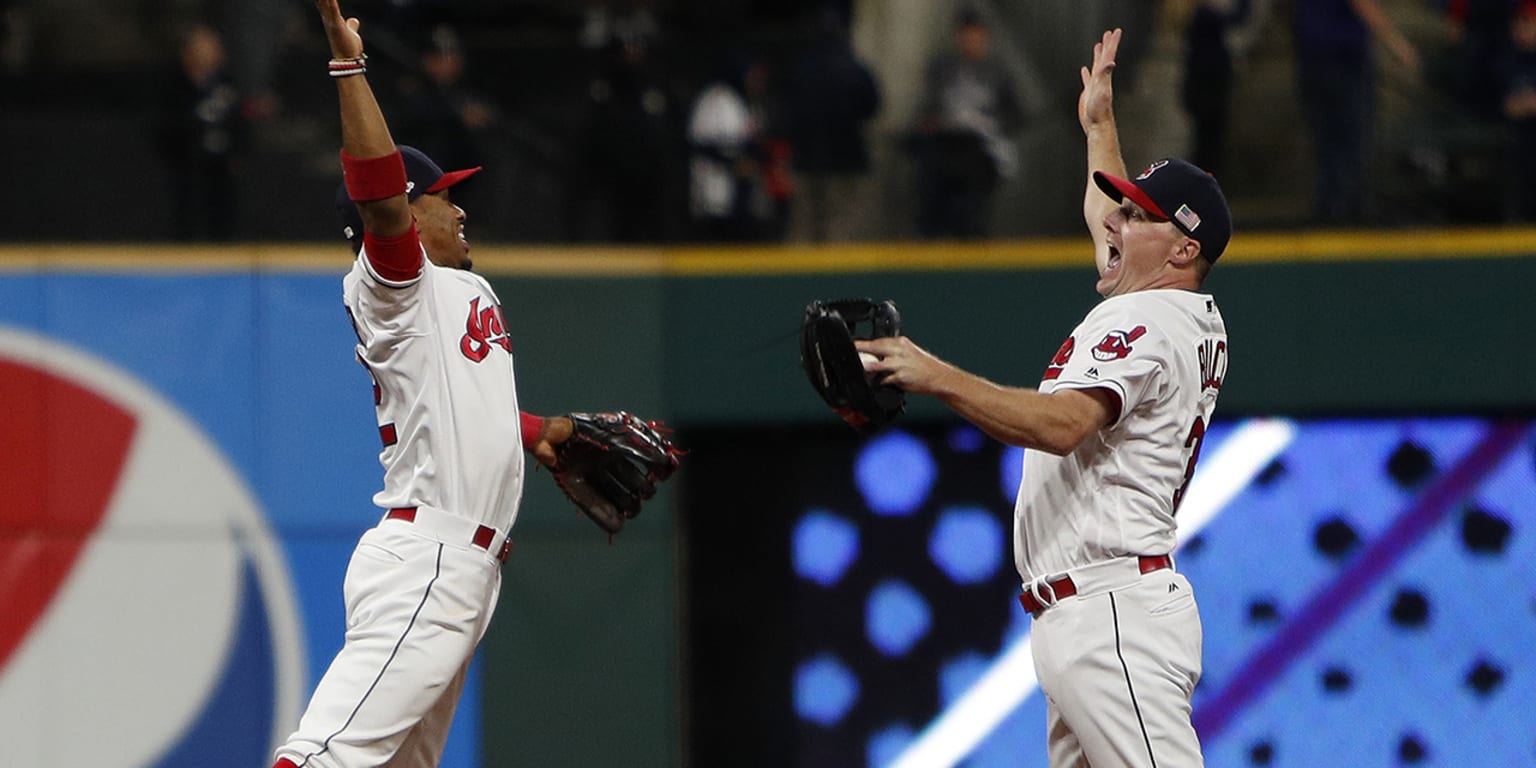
[551, 412, 682, 535]
[800, 298, 905, 432]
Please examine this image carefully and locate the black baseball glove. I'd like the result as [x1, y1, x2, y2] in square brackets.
[800, 298, 905, 432]
[550, 412, 682, 535]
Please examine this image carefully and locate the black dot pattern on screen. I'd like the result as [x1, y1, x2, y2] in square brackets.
[1321, 665, 1352, 693]
[1182, 533, 1206, 557]
[1245, 597, 1278, 625]
[1386, 440, 1435, 489]
[1465, 658, 1505, 698]
[1460, 506, 1512, 555]
[1254, 459, 1286, 486]
[1189, 419, 1536, 767]
[1388, 588, 1430, 628]
[778, 418, 1536, 766]
[1313, 516, 1361, 560]
[1247, 740, 1274, 765]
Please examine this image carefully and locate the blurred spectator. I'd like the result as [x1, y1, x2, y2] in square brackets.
[1, 1, 34, 78]
[753, 58, 795, 241]
[571, 31, 685, 242]
[1293, 0, 1419, 224]
[783, 8, 882, 242]
[1499, 2, 1536, 219]
[581, 0, 661, 52]
[1444, 0, 1521, 119]
[396, 25, 495, 173]
[687, 50, 787, 242]
[907, 8, 1024, 239]
[156, 24, 245, 241]
[225, 0, 292, 121]
[1182, 0, 1253, 177]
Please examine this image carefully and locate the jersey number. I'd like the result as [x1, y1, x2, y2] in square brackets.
[1171, 416, 1206, 513]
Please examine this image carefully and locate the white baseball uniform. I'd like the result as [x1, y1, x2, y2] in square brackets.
[274, 242, 526, 768]
[1016, 288, 1226, 767]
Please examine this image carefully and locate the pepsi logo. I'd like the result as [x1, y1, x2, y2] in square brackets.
[0, 328, 304, 766]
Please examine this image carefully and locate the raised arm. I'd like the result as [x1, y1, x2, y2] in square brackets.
[1350, 0, 1419, 72]
[1079, 28, 1126, 274]
[316, 0, 412, 241]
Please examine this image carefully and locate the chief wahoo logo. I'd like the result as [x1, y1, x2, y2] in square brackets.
[1092, 326, 1147, 361]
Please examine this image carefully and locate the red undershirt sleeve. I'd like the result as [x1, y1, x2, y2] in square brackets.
[519, 411, 545, 451]
[361, 222, 424, 283]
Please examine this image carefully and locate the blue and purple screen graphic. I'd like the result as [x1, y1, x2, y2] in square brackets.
[786, 418, 1535, 768]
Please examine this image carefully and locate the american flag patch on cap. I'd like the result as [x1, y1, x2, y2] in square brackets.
[1175, 204, 1201, 231]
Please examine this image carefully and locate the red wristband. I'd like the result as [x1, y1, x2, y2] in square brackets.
[361, 221, 423, 282]
[341, 149, 407, 202]
[520, 412, 545, 451]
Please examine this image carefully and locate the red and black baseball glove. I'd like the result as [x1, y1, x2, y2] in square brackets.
[550, 412, 683, 535]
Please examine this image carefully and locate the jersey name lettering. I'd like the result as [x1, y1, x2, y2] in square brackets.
[1198, 338, 1226, 391]
[460, 296, 512, 362]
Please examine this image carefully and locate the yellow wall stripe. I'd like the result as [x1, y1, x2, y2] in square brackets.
[2, 228, 1533, 276]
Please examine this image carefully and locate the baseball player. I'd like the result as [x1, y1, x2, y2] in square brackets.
[860, 29, 1227, 766]
[272, 3, 579, 766]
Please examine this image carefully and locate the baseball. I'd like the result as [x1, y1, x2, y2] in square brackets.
[859, 351, 880, 370]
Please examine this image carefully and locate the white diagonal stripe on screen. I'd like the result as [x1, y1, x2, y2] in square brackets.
[884, 418, 1298, 768]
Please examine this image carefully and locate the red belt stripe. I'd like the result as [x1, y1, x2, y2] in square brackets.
[386, 507, 512, 563]
[1018, 554, 1172, 616]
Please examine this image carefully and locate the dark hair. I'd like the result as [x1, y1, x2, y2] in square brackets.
[955, 8, 986, 29]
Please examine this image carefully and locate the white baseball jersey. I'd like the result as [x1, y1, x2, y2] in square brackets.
[275, 245, 524, 768]
[1014, 289, 1227, 581]
[343, 247, 527, 532]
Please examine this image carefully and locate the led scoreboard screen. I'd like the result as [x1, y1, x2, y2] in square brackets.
[683, 417, 1536, 768]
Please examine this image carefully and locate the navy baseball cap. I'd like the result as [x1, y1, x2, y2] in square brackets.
[336, 145, 481, 249]
[1093, 158, 1231, 262]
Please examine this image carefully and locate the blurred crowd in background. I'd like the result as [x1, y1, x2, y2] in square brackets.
[5, 0, 1536, 245]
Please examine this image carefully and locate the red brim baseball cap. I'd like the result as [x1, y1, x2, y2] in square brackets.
[400, 145, 481, 199]
[337, 145, 481, 249]
[423, 165, 482, 195]
[1094, 158, 1231, 262]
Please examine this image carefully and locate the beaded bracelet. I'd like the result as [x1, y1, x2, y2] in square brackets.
[328, 54, 368, 78]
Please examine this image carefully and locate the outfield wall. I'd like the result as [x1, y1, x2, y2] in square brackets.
[1, 234, 1532, 767]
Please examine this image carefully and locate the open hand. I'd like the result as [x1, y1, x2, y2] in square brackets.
[1078, 28, 1121, 134]
[315, 0, 365, 60]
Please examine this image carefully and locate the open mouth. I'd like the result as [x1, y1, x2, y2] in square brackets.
[1105, 244, 1122, 273]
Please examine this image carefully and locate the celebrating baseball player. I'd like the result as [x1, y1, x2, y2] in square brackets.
[272, 3, 678, 767]
[859, 28, 1226, 766]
